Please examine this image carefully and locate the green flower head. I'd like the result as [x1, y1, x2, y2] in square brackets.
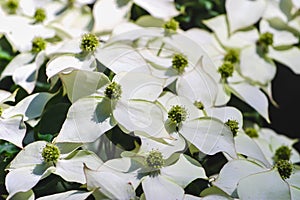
[224, 49, 239, 64]
[104, 82, 122, 100]
[245, 127, 258, 138]
[276, 160, 293, 179]
[145, 149, 164, 169]
[34, 8, 46, 23]
[42, 143, 60, 163]
[31, 37, 47, 53]
[80, 33, 99, 52]
[218, 61, 234, 79]
[168, 105, 188, 124]
[225, 119, 239, 136]
[172, 54, 188, 74]
[163, 18, 179, 32]
[194, 101, 204, 110]
[6, 0, 19, 14]
[257, 32, 273, 54]
[274, 146, 292, 163]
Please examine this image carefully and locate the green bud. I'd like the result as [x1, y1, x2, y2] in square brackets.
[42, 143, 60, 163]
[225, 119, 239, 136]
[163, 18, 179, 32]
[218, 61, 234, 79]
[6, 0, 18, 14]
[0, 107, 3, 117]
[145, 150, 164, 169]
[104, 82, 122, 100]
[224, 49, 239, 64]
[168, 105, 187, 124]
[34, 8, 46, 23]
[274, 146, 292, 163]
[172, 54, 188, 74]
[31, 37, 46, 53]
[257, 32, 273, 54]
[194, 101, 204, 110]
[80, 33, 99, 52]
[245, 127, 258, 138]
[276, 160, 293, 179]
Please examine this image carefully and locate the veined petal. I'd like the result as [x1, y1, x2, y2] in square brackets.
[138, 133, 186, 159]
[85, 168, 136, 200]
[113, 100, 168, 138]
[114, 72, 165, 101]
[237, 169, 291, 200]
[6, 165, 55, 199]
[161, 154, 207, 188]
[177, 57, 218, 108]
[59, 70, 110, 103]
[213, 159, 265, 195]
[2, 93, 53, 121]
[95, 44, 149, 74]
[206, 106, 243, 128]
[37, 190, 93, 200]
[229, 83, 270, 122]
[226, 0, 267, 33]
[235, 132, 271, 168]
[239, 45, 276, 85]
[92, 0, 132, 34]
[0, 116, 26, 148]
[0, 53, 35, 79]
[12, 63, 37, 94]
[8, 141, 46, 169]
[133, 0, 179, 20]
[180, 118, 237, 158]
[142, 175, 184, 200]
[268, 46, 300, 74]
[56, 97, 116, 143]
[55, 150, 102, 184]
[46, 55, 95, 79]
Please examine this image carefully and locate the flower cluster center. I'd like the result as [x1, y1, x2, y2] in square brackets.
[172, 54, 188, 74]
[42, 143, 60, 163]
[225, 119, 239, 136]
[276, 160, 293, 179]
[80, 33, 99, 52]
[104, 82, 122, 100]
[34, 8, 46, 23]
[31, 37, 46, 53]
[168, 105, 187, 124]
[218, 61, 234, 79]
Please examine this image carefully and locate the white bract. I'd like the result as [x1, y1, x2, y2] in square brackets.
[5, 141, 102, 199]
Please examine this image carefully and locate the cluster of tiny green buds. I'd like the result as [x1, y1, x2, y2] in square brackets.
[274, 146, 292, 163]
[104, 82, 122, 100]
[31, 37, 46, 53]
[276, 160, 293, 179]
[163, 18, 179, 32]
[42, 143, 60, 163]
[6, 0, 19, 13]
[67, 0, 75, 6]
[34, 8, 46, 23]
[80, 33, 99, 52]
[257, 32, 273, 54]
[245, 127, 258, 138]
[194, 101, 204, 110]
[145, 149, 164, 169]
[172, 54, 188, 74]
[168, 105, 187, 124]
[224, 49, 239, 64]
[218, 61, 234, 79]
[225, 119, 239, 136]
